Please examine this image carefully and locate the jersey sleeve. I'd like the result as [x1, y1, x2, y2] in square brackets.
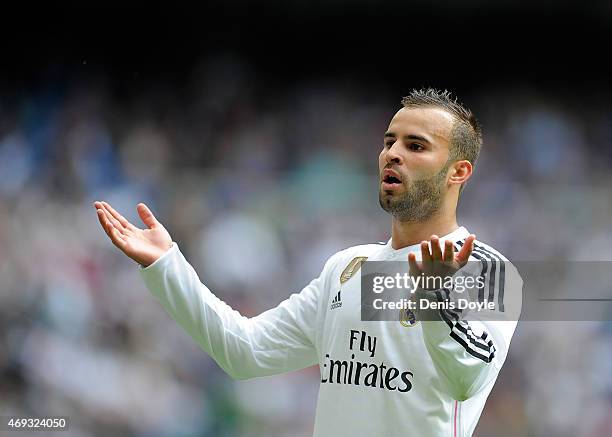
[138, 242, 334, 380]
[414, 259, 522, 401]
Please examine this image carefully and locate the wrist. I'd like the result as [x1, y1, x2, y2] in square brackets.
[138, 242, 175, 268]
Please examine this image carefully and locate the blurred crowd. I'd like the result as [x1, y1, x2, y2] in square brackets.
[1, 55, 612, 436]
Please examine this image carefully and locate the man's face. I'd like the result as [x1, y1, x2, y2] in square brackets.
[378, 106, 455, 221]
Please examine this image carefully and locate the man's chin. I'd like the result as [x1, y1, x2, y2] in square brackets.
[379, 188, 404, 199]
[379, 193, 401, 211]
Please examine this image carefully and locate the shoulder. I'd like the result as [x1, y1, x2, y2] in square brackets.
[453, 235, 523, 287]
[450, 236, 523, 316]
[472, 240, 509, 263]
[322, 242, 386, 276]
[451, 234, 509, 263]
[326, 241, 386, 265]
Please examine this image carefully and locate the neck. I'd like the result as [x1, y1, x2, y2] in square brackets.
[390, 211, 458, 250]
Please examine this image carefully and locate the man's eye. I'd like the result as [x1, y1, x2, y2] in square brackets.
[409, 143, 424, 151]
[384, 141, 394, 148]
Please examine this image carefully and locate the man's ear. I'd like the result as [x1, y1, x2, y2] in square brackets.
[448, 160, 473, 186]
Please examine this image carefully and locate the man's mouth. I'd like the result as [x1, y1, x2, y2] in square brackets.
[383, 175, 401, 184]
[381, 170, 403, 190]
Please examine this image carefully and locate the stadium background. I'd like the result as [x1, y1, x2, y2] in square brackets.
[1, 3, 612, 436]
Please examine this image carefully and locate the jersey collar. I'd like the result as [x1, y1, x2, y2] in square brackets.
[380, 226, 470, 260]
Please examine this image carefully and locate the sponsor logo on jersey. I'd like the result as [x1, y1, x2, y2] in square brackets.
[330, 290, 342, 310]
[321, 330, 414, 393]
[340, 256, 368, 284]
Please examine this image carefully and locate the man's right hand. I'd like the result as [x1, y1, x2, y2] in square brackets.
[94, 201, 173, 267]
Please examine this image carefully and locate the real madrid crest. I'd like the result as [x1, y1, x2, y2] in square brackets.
[399, 308, 419, 328]
[340, 257, 368, 284]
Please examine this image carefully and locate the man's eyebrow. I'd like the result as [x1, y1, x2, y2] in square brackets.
[384, 132, 431, 144]
[404, 134, 431, 144]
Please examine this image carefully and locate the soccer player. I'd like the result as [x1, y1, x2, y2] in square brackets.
[94, 88, 522, 436]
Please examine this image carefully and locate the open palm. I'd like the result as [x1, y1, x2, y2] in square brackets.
[407, 234, 476, 290]
[94, 201, 173, 267]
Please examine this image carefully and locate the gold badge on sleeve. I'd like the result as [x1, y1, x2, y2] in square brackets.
[340, 257, 368, 284]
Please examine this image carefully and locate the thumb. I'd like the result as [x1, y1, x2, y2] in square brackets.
[456, 234, 476, 266]
[137, 203, 160, 229]
[408, 252, 421, 278]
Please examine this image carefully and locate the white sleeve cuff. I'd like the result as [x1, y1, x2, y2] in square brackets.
[138, 242, 179, 273]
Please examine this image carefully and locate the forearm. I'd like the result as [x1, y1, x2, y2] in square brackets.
[414, 288, 511, 401]
[139, 243, 319, 379]
[139, 243, 255, 377]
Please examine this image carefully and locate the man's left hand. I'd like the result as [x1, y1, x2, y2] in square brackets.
[407, 234, 476, 290]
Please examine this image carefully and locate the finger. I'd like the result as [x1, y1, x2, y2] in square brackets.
[421, 241, 432, 269]
[430, 235, 442, 261]
[96, 208, 113, 238]
[110, 226, 129, 250]
[97, 209, 129, 248]
[408, 252, 421, 277]
[97, 209, 122, 241]
[94, 201, 110, 220]
[97, 207, 117, 235]
[102, 201, 134, 230]
[443, 239, 455, 263]
[137, 203, 159, 229]
[99, 202, 125, 230]
[100, 203, 126, 235]
[456, 234, 476, 265]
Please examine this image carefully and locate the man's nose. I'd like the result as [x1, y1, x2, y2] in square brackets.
[385, 142, 402, 165]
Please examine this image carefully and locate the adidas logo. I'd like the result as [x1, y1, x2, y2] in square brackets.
[330, 290, 342, 310]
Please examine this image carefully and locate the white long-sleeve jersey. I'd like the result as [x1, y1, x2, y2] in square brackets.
[139, 226, 522, 437]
